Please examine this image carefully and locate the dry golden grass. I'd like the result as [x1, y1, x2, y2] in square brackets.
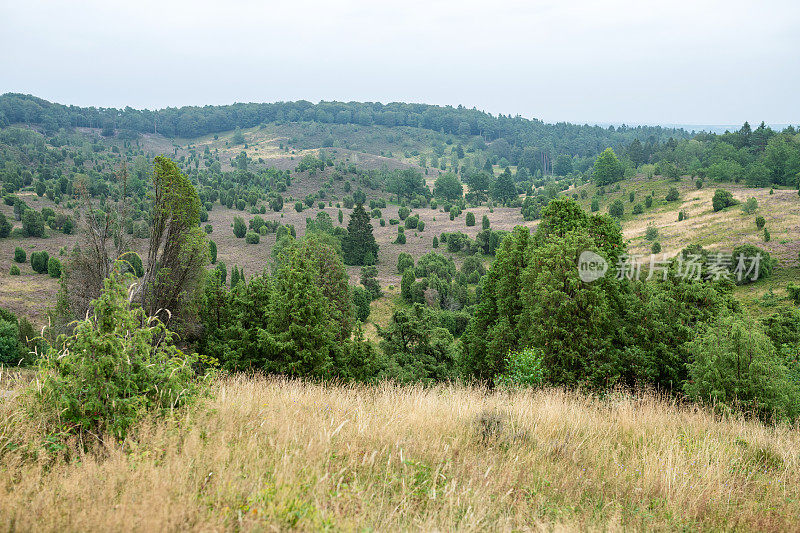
[2, 376, 800, 532]
[572, 176, 800, 266]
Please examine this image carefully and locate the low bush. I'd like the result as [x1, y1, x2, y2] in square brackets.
[32, 273, 207, 441]
[712, 189, 738, 212]
[47, 257, 62, 278]
[495, 348, 545, 388]
[743, 197, 758, 214]
[30, 251, 49, 274]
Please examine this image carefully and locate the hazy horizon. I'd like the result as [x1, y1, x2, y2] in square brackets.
[2, 0, 799, 127]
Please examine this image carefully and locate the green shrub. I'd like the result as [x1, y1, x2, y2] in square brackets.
[651, 241, 662, 254]
[645, 225, 658, 241]
[47, 257, 62, 278]
[13, 247, 26, 263]
[33, 273, 206, 441]
[245, 231, 260, 244]
[214, 261, 227, 284]
[360, 265, 382, 300]
[466, 212, 476, 226]
[743, 197, 758, 214]
[30, 251, 49, 274]
[665, 187, 680, 202]
[417, 220, 425, 232]
[398, 206, 410, 220]
[0, 315, 18, 365]
[0, 212, 11, 238]
[712, 189, 738, 212]
[764, 228, 770, 242]
[732, 243, 774, 283]
[645, 195, 653, 208]
[351, 286, 371, 322]
[461, 255, 486, 277]
[756, 216, 766, 229]
[608, 199, 624, 218]
[787, 283, 800, 305]
[404, 215, 419, 229]
[204, 224, 213, 234]
[401, 268, 415, 301]
[233, 217, 247, 238]
[208, 240, 217, 264]
[684, 315, 798, 421]
[397, 252, 414, 274]
[495, 348, 545, 388]
[590, 198, 599, 212]
[9, 265, 20, 276]
[22, 210, 45, 238]
[632, 203, 643, 215]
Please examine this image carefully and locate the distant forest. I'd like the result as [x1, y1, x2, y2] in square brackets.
[0, 93, 690, 159]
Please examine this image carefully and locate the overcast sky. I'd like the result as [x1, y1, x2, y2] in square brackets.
[2, 0, 798, 127]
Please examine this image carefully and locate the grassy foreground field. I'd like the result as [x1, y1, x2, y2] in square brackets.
[2, 376, 799, 532]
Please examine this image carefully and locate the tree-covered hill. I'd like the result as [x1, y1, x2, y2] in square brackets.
[0, 93, 690, 160]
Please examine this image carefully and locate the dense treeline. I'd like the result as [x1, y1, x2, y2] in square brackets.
[0, 93, 689, 159]
[571, 122, 800, 190]
[634, 122, 800, 187]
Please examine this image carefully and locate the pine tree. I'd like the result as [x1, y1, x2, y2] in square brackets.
[342, 203, 379, 265]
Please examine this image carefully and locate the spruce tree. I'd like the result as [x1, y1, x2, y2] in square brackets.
[343, 203, 379, 265]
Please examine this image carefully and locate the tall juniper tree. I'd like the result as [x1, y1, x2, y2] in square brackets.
[342, 203, 379, 265]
